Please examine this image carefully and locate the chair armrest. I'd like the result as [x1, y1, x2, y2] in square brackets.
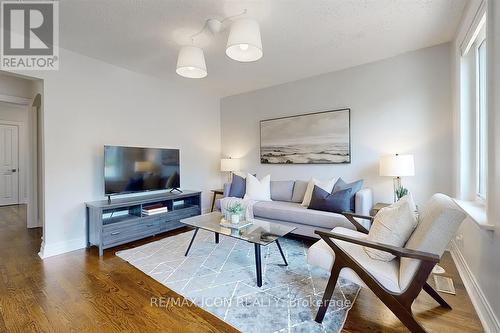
[315, 230, 440, 263]
[342, 212, 372, 234]
[343, 212, 374, 221]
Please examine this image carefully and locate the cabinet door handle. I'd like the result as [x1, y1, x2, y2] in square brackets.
[111, 231, 120, 236]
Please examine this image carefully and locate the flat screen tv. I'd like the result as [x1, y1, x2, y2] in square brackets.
[104, 145, 180, 196]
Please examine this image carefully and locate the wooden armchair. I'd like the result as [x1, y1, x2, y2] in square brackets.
[308, 194, 467, 333]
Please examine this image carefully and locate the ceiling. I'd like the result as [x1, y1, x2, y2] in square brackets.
[59, 0, 467, 97]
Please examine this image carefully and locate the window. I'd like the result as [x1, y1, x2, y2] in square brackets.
[476, 37, 487, 198]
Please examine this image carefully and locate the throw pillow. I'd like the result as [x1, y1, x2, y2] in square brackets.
[308, 186, 352, 214]
[301, 177, 338, 207]
[364, 195, 418, 261]
[228, 174, 246, 198]
[332, 178, 363, 212]
[244, 174, 272, 201]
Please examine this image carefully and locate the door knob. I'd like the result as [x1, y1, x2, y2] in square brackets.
[11, 169, 16, 172]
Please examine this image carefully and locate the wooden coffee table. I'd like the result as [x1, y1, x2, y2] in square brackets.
[180, 212, 296, 287]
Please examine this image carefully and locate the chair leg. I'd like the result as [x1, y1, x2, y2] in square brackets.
[315, 264, 342, 323]
[393, 305, 428, 333]
[423, 282, 452, 309]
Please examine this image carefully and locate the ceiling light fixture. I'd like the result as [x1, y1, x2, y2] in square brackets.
[226, 19, 263, 62]
[175, 9, 263, 78]
[176, 45, 207, 79]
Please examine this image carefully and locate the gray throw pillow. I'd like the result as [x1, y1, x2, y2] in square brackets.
[308, 186, 352, 214]
[332, 178, 363, 212]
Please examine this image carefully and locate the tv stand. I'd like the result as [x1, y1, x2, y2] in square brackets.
[86, 190, 201, 256]
[169, 188, 183, 193]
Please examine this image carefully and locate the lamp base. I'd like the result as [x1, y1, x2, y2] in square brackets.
[393, 177, 401, 202]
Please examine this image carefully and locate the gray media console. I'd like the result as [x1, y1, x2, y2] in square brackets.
[86, 190, 201, 256]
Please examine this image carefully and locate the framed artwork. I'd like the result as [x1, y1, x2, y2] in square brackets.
[260, 108, 350, 164]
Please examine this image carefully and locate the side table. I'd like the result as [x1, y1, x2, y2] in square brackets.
[210, 189, 224, 212]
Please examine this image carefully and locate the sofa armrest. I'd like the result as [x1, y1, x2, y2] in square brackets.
[223, 183, 232, 197]
[355, 188, 373, 216]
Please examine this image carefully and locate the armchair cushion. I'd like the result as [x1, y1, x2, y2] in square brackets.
[307, 227, 401, 292]
[399, 193, 466, 290]
[364, 195, 418, 261]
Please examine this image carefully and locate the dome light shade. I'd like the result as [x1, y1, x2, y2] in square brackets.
[176, 46, 207, 78]
[226, 19, 263, 62]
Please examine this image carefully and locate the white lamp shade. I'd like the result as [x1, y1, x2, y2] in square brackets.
[226, 19, 263, 62]
[176, 46, 207, 78]
[379, 154, 415, 177]
[220, 158, 240, 172]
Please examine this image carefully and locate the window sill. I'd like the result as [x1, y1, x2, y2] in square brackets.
[453, 199, 495, 231]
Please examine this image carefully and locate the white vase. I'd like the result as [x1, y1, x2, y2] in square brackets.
[231, 214, 240, 224]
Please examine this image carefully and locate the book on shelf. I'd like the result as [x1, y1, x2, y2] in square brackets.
[142, 204, 168, 215]
[142, 210, 168, 216]
[143, 203, 164, 210]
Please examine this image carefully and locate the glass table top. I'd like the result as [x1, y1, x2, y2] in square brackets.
[180, 212, 297, 246]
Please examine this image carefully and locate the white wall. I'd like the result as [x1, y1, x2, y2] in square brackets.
[221, 44, 453, 206]
[450, 1, 500, 331]
[9, 47, 221, 258]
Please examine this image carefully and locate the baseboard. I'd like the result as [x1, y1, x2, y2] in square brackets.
[38, 237, 86, 259]
[450, 241, 500, 333]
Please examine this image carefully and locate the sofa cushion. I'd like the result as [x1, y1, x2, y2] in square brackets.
[253, 200, 354, 230]
[291, 180, 308, 203]
[308, 186, 352, 214]
[307, 227, 401, 292]
[270, 180, 295, 202]
[333, 178, 364, 212]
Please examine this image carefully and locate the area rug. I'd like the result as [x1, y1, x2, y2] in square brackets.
[116, 229, 360, 333]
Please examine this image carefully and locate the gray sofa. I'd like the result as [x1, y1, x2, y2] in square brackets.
[216, 180, 373, 238]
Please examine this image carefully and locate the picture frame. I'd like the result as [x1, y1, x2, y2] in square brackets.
[260, 108, 351, 164]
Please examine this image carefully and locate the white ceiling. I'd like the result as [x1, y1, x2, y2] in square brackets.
[59, 0, 467, 97]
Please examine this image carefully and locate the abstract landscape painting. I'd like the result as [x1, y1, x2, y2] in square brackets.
[260, 109, 350, 164]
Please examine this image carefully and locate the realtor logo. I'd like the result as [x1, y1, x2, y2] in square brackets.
[1, 1, 59, 70]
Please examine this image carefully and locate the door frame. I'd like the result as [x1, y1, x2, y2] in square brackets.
[0, 121, 21, 206]
[0, 94, 40, 229]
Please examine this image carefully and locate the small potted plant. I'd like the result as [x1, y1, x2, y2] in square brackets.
[395, 186, 409, 201]
[226, 202, 244, 224]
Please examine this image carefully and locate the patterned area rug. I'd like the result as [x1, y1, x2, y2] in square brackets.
[116, 229, 360, 333]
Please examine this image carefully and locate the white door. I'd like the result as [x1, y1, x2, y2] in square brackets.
[0, 124, 19, 205]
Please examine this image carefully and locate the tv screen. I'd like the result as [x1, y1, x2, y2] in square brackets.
[104, 146, 180, 195]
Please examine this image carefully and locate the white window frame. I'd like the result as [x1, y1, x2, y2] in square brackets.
[474, 25, 487, 201]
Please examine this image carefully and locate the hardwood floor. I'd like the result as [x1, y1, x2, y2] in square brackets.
[0, 205, 484, 332]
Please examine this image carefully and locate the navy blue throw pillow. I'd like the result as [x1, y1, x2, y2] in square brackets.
[308, 185, 352, 214]
[332, 178, 363, 212]
[228, 174, 246, 198]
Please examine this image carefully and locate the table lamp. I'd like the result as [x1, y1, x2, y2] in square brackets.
[379, 154, 415, 202]
[220, 158, 240, 182]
